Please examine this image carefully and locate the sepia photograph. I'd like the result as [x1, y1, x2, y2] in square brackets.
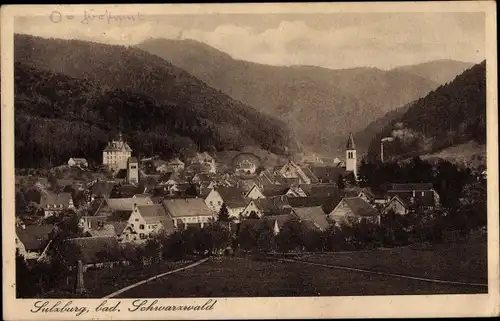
[2, 2, 499, 320]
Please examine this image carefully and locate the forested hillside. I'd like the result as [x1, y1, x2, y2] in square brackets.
[392, 59, 474, 86]
[136, 38, 442, 155]
[368, 61, 486, 161]
[14, 40, 292, 168]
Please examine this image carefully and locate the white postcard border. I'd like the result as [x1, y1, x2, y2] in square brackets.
[2, 2, 499, 320]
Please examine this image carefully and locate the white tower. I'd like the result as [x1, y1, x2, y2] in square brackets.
[127, 157, 139, 185]
[345, 133, 357, 179]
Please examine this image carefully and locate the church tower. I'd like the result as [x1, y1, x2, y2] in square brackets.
[345, 133, 357, 179]
[127, 157, 139, 185]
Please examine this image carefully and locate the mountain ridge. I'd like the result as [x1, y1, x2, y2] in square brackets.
[14, 34, 294, 168]
[136, 37, 444, 155]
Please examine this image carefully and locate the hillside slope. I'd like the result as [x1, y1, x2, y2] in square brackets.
[392, 59, 474, 86]
[14, 34, 294, 168]
[136, 38, 441, 155]
[368, 61, 486, 161]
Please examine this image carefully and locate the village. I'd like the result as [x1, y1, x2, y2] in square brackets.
[14, 131, 487, 297]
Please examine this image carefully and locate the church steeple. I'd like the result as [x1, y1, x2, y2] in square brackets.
[345, 132, 357, 179]
[346, 132, 355, 150]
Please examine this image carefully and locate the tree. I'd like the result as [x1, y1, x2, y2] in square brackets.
[237, 223, 258, 251]
[25, 201, 42, 217]
[217, 203, 232, 222]
[324, 225, 350, 252]
[380, 210, 409, 246]
[255, 223, 275, 253]
[16, 191, 28, 216]
[16, 251, 35, 298]
[205, 224, 232, 255]
[301, 228, 325, 252]
[161, 231, 185, 260]
[276, 218, 304, 253]
[144, 237, 163, 264]
[357, 158, 376, 187]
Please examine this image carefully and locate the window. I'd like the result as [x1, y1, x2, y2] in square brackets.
[218, 201, 221, 205]
[135, 218, 139, 222]
[139, 224, 144, 230]
[140, 233, 145, 239]
[210, 201, 213, 206]
[421, 191, 425, 196]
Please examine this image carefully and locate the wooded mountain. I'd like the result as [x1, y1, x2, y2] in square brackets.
[14, 34, 293, 168]
[367, 61, 486, 161]
[136, 38, 442, 155]
[350, 60, 477, 154]
[392, 59, 474, 86]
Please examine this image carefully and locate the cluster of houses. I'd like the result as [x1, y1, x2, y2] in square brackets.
[15, 133, 441, 270]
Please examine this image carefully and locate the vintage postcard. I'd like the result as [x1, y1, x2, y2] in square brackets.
[2, 1, 499, 320]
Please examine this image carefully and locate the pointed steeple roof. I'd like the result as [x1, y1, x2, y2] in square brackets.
[346, 133, 356, 150]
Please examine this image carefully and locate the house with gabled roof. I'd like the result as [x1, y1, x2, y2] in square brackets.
[277, 161, 312, 184]
[168, 158, 185, 172]
[204, 187, 248, 218]
[309, 165, 347, 184]
[293, 206, 330, 232]
[245, 184, 266, 200]
[124, 204, 176, 243]
[240, 199, 264, 219]
[258, 169, 278, 185]
[162, 198, 215, 230]
[382, 195, 410, 216]
[39, 191, 74, 218]
[15, 224, 54, 260]
[189, 152, 216, 173]
[328, 196, 380, 226]
[240, 196, 293, 218]
[357, 187, 388, 205]
[384, 182, 439, 212]
[300, 184, 339, 198]
[95, 196, 153, 217]
[68, 158, 88, 168]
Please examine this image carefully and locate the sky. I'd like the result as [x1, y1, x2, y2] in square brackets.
[15, 12, 486, 70]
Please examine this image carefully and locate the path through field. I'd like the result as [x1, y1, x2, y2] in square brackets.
[114, 255, 486, 298]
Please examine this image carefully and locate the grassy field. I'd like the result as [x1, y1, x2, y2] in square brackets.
[296, 240, 487, 284]
[118, 247, 486, 298]
[41, 260, 196, 298]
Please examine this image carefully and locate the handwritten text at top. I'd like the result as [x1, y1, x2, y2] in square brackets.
[50, 10, 144, 24]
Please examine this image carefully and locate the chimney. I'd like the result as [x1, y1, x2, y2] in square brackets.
[380, 141, 384, 163]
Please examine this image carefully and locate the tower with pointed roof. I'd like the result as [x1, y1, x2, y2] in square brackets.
[345, 132, 357, 179]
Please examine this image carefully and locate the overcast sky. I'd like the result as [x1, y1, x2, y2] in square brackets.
[15, 12, 485, 69]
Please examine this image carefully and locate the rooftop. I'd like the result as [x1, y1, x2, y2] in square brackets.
[339, 197, 379, 217]
[162, 198, 214, 218]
